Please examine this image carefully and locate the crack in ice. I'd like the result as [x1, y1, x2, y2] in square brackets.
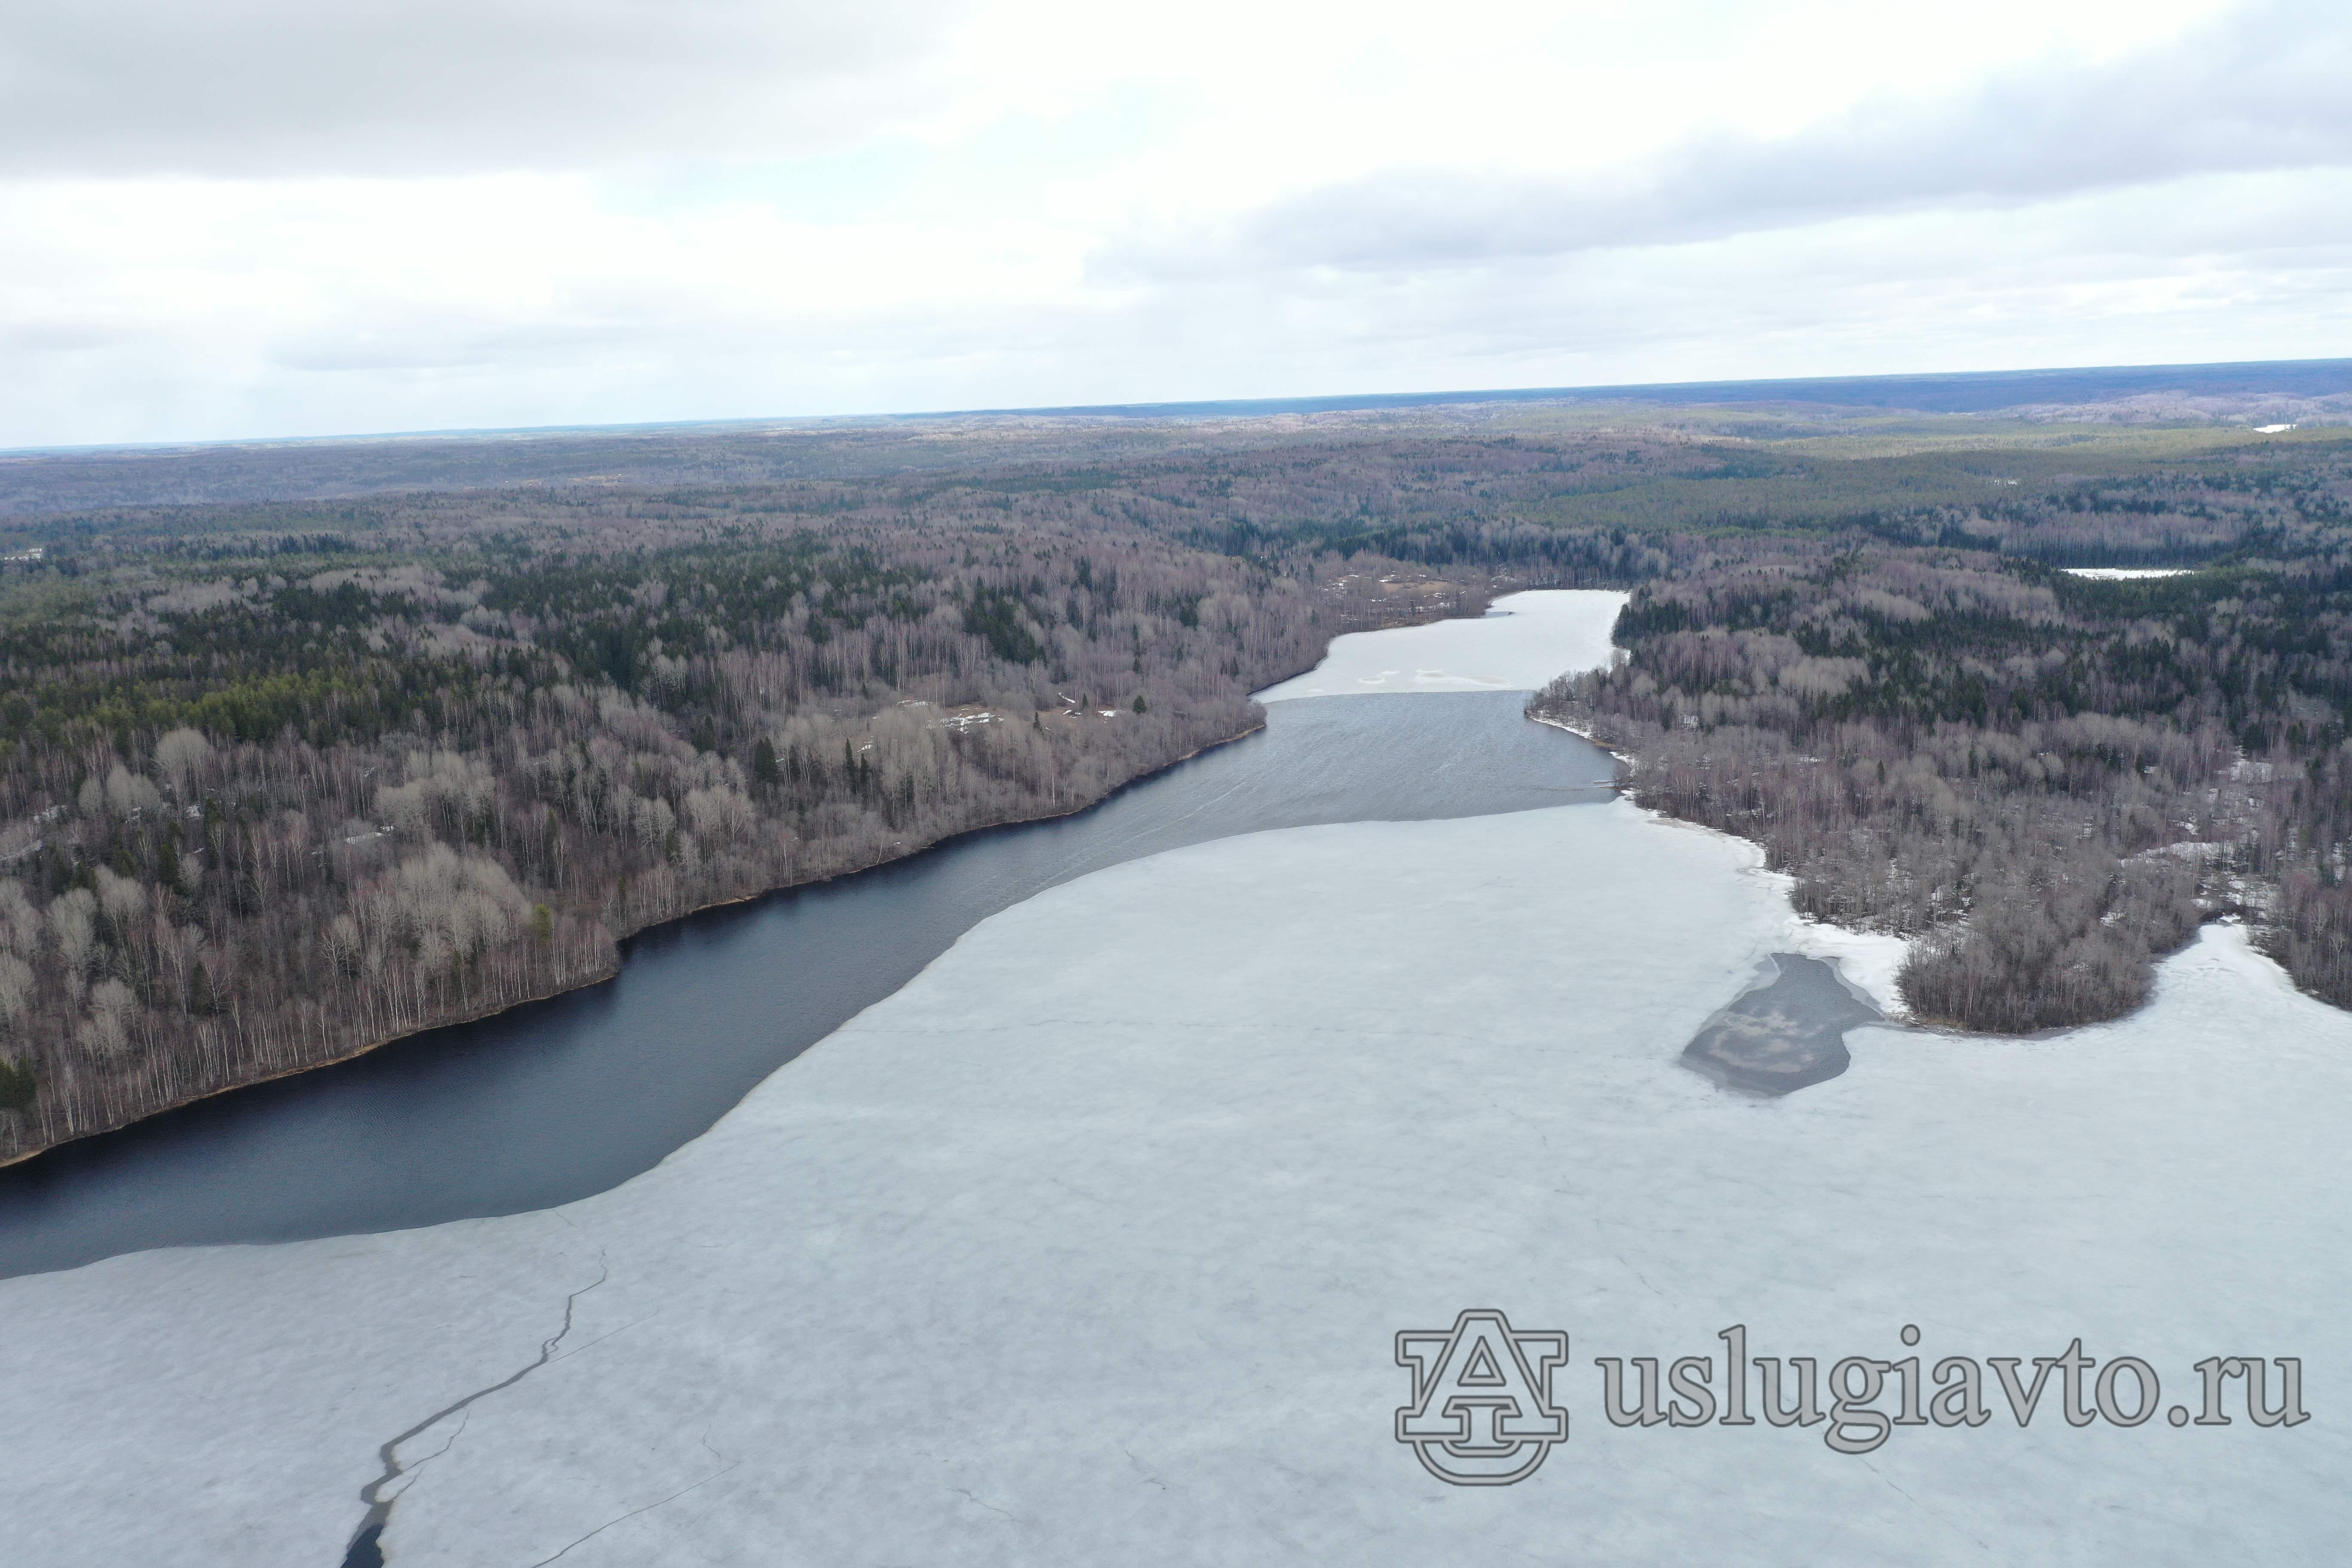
[525, 1440, 738, 1568]
[338, 1258, 609, 1567]
[952, 1487, 1017, 1521]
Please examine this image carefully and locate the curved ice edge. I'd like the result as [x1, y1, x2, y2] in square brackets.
[1679, 952, 1884, 1096]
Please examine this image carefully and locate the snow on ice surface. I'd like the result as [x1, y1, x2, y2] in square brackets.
[2062, 567, 2193, 580]
[1254, 588, 1626, 701]
[1782, 916, 1914, 1017]
[1, 803, 2346, 1566]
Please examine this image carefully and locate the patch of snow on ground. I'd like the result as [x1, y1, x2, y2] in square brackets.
[1, 802, 2345, 1565]
[2062, 567, 2192, 580]
[1255, 588, 1626, 701]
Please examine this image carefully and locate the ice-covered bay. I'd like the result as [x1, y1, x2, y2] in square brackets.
[1, 799, 2343, 1565]
[1255, 588, 1625, 700]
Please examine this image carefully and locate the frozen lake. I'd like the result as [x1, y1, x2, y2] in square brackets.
[4, 803, 2342, 1567]
[1256, 588, 1626, 699]
[9, 586, 2338, 1566]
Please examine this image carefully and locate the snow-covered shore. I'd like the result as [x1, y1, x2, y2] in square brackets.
[1534, 706, 1915, 1017]
[1, 801, 2345, 1565]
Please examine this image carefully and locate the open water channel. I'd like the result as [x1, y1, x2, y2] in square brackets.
[0, 692, 1616, 1279]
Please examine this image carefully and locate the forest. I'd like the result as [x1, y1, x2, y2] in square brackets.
[1, 404, 2349, 1154]
[0, 475, 1499, 1161]
[1531, 438, 2352, 1029]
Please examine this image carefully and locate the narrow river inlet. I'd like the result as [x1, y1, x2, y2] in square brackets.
[0, 692, 1613, 1279]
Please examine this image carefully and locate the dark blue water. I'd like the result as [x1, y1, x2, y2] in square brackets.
[0, 694, 1614, 1279]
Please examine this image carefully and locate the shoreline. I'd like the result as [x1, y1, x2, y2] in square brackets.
[1528, 701, 1922, 1020]
[0, 716, 1275, 1173]
[0, 591, 1511, 1171]
[1525, 707, 1632, 769]
[1528, 707, 2239, 1034]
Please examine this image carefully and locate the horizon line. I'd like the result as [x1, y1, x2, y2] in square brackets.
[6, 352, 2350, 460]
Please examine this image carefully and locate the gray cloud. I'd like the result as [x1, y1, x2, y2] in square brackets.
[1112, 2, 2352, 279]
[0, 0, 968, 175]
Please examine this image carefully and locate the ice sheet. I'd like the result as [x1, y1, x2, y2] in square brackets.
[1, 802, 2343, 1566]
[1254, 588, 1626, 701]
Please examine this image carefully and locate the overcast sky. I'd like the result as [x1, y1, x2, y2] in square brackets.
[2, 0, 2346, 446]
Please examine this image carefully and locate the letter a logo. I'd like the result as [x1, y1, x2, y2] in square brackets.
[1396, 1309, 1570, 1485]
